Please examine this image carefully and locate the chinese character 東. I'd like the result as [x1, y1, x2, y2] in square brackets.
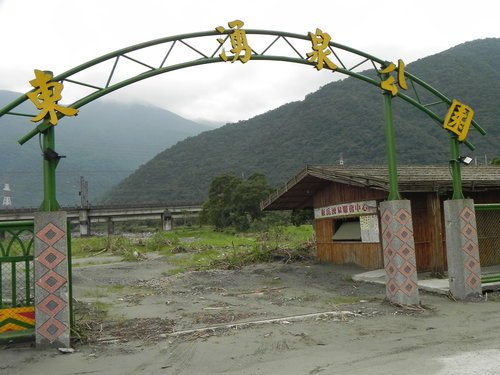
[216, 20, 252, 63]
[443, 99, 474, 142]
[378, 59, 408, 96]
[26, 69, 78, 125]
[307, 28, 337, 71]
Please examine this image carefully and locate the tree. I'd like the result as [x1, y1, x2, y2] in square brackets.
[490, 157, 500, 165]
[201, 173, 273, 230]
[290, 208, 314, 226]
[201, 174, 241, 229]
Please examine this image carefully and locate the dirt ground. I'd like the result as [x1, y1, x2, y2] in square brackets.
[2, 252, 500, 375]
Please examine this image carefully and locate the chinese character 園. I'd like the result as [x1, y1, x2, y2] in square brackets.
[443, 99, 474, 141]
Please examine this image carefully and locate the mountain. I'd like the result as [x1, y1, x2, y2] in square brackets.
[0, 90, 210, 207]
[100, 38, 500, 204]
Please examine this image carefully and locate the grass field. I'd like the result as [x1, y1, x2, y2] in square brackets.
[71, 225, 315, 272]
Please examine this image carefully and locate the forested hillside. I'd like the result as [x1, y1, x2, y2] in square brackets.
[0, 91, 210, 207]
[95, 38, 499, 204]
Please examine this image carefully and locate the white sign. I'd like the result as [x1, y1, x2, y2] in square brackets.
[314, 200, 377, 219]
[360, 215, 380, 243]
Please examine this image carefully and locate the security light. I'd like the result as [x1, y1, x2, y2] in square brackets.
[458, 156, 473, 165]
[43, 148, 65, 161]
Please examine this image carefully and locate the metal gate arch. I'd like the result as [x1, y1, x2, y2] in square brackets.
[0, 23, 489, 329]
[0, 27, 485, 146]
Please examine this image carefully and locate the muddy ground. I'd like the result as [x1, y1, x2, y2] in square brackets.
[2, 253, 500, 374]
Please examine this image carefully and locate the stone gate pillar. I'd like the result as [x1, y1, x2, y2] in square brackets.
[34, 211, 70, 348]
[380, 200, 420, 305]
[444, 199, 482, 300]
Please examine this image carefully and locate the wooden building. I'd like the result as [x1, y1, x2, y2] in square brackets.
[262, 165, 500, 272]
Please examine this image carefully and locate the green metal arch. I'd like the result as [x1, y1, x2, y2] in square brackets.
[0, 28, 485, 147]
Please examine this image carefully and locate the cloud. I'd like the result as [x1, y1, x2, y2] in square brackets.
[0, 0, 498, 125]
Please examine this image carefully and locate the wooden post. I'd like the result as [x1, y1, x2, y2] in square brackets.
[427, 192, 445, 276]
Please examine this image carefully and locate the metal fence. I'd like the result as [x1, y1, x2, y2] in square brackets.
[0, 221, 35, 308]
[476, 205, 500, 267]
[0, 220, 35, 340]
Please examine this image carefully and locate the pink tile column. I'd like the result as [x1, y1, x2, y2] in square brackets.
[380, 200, 420, 305]
[444, 199, 482, 300]
[34, 212, 70, 348]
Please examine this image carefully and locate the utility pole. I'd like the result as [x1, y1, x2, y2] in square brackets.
[79, 176, 89, 208]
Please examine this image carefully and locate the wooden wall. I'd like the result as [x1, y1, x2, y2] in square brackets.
[313, 182, 387, 208]
[313, 184, 500, 271]
[312, 184, 447, 272]
[315, 218, 383, 269]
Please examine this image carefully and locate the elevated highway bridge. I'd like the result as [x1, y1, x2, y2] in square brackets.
[0, 203, 203, 235]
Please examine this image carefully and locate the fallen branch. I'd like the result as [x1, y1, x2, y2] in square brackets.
[168, 310, 354, 338]
[94, 248, 108, 256]
[389, 302, 427, 312]
[224, 286, 287, 296]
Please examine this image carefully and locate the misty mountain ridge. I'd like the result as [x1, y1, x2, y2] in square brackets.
[100, 38, 500, 205]
[0, 90, 211, 207]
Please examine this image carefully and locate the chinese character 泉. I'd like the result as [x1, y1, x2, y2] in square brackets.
[307, 28, 337, 71]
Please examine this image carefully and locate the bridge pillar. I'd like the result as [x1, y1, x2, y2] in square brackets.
[162, 209, 173, 231]
[107, 218, 114, 235]
[79, 209, 90, 236]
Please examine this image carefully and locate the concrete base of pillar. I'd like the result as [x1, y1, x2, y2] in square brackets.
[380, 200, 420, 305]
[162, 210, 173, 231]
[444, 199, 482, 300]
[107, 219, 114, 235]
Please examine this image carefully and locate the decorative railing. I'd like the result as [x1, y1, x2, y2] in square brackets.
[0, 221, 35, 338]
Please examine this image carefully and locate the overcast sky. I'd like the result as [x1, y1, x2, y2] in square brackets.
[0, 0, 498, 126]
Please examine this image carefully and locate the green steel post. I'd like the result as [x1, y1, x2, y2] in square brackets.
[67, 226, 74, 331]
[0, 264, 2, 307]
[11, 262, 16, 307]
[25, 258, 31, 305]
[475, 203, 500, 211]
[383, 91, 401, 200]
[40, 126, 60, 211]
[450, 136, 464, 200]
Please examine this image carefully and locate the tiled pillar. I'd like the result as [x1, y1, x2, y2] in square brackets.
[444, 199, 482, 300]
[380, 200, 420, 305]
[34, 212, 70, 348]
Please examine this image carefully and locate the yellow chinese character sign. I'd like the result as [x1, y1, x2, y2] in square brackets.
[443, 99, 474, 141]
[216, 20, 252, 63]
[378, 59, 408, 96]
[26, 69, 78, 126]
[306, 28, 337, 71]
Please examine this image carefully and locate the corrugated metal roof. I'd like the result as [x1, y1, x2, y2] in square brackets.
[262, 165, 500, 211]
